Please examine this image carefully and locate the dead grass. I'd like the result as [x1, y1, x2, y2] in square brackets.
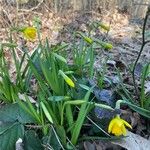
[1, 0, 150, 65]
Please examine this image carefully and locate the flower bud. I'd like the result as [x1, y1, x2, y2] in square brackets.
[99, 23, 110, 31]
[59, 70, 75, 88]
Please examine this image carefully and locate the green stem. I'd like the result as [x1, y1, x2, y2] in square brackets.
[89, 45, 94, 78]
[140, 63, 150, 108]
[90, 102, 114, 111]
[115, 100, 123, 109]
[132, 7, 150, 97]
[61, 100, 114, 126]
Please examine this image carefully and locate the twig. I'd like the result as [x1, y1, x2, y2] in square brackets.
[18, 0, 44, 12]
[25, 124, 43, 129]
[132, 5, 150, 97]
[1, 9, 13, 27]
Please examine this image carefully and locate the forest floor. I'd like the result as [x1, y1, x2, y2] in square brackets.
[0, 1, 150, 150]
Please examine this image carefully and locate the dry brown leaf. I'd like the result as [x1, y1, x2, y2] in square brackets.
[18, 93, 36, 104]
[16, 138, 23, 150]
[112, 131, 150, 150]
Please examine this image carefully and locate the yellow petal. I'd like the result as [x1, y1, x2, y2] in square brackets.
[112, 125, 123, 136]
[23, 27, 36, 40]
[108, 119, 115, 133]
[123, 120, 132, 129]
[121, 124, 127, 136]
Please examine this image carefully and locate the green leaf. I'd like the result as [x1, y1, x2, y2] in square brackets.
[0, 103, 36, 123]
[79, 135, 125, 141]
[123, 100, 150, 119]
[71, 87, 93, 145]
[53, 43, 68, 52]
[48, 96, 70, 102]
[55, 125, 67, 146]
[144, 96, 150, 110]
[27, 54, 50, 95]
[24, 130, 43, 150]
[40, 102, 53, 124]
[42, 128, 62, 150]
[79, 84, 92, 91]
[0, 122, 24, 150]
[52, 52, 67, 63]
[24, 95, 42, 124]
[2, 42, 17, 48]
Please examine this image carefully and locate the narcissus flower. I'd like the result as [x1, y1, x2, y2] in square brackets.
[59, 70, 75, 88]
[108, 115, 132, 136]
[22, 27, 37, 40]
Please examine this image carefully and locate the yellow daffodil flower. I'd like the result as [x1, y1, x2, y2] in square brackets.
[22, 27, 37, 40]
[59, 70, 75, 88]
[108, 115, 132, 136]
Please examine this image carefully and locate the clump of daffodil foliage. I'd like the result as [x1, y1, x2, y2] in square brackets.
[0, 17, 150, 150]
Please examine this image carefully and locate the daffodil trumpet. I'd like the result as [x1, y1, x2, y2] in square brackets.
[108, 100, 132, 136]
[108, 115, 132, 136]
[21, 27, 37, 41]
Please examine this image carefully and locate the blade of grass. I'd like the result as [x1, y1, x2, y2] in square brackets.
[140, 63, 149, 108]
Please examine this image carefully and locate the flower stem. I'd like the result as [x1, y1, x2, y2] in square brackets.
[115, 100, 123, 109]
[132, 6, 150, 97]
